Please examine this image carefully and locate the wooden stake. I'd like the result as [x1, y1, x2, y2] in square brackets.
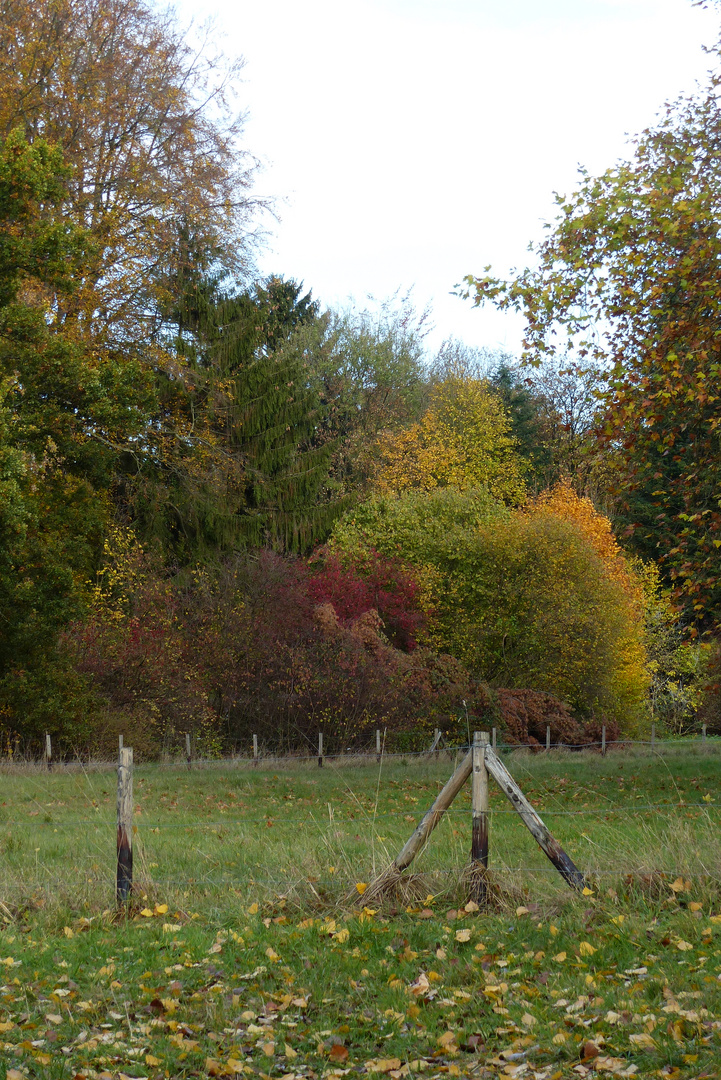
[253, 734, 259, 763]
[601, 725, 606, 756]
[318, 731, 323, 768]
[484, 746, 585, 890]
[118, 734, 123, 753]
[376, 729, 381, 763]
[391, 750, 473, 873]
[492, 727, 497, 750]
[546, 725, 551, 752]
[702, 723, 707, 742]
[45, 733, 52, 772]
[186, 732, 192, 769]
[471, 732, 489, 903]
[116, 747, 133, 905]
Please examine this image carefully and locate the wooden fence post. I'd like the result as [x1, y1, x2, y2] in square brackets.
[601, 725, 606, 757]
[484, 746, 585, 890]
[702, 723, 707, 742]
[117, 747, 133, 905]
[253, 734, 259, 763]
[376, 729, 381, 763]
[546, 725, 551, 752]
[186, 732, 192, 769]
[492, 727, 497, 751]
[318, 731, 323, 768]
[471, 731, 490, 904]
[389, 750, 473, 874]
[118, 734, 123, 753]
[45, 733, 52, 772]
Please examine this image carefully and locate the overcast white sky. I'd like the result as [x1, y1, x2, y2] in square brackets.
[180, 0, 719, 355]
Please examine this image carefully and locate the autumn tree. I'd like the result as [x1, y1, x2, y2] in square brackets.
[372, 370, 527, 503]
[0, 130, 154, 741]
[331, 486, 648, 727]
[0, 0, 260, 343]
[463, 29, 721, 630]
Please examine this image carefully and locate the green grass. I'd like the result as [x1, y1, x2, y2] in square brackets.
[0, 746, 719, 1079]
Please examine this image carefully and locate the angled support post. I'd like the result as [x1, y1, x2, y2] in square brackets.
[484, 746, 585, 890]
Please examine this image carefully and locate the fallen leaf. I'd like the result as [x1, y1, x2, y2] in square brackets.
[329, 1044, 349, 1062]
[553, 952, 567, 962]
[140, 908, 153, 918]
[516, 906, 529, 916]
[578, 941, 596, 956]
[366, 1059, 403, 1073]
[581, 1042, 599, 1061]
[454, 928, 471, 943]
[154, 903, 168, 915]
[261, 1041, 275, 1056]
[356, 882, 368, 894]
[629, 1032, 656, 1049]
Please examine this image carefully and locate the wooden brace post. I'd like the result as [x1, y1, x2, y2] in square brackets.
[484, 746, 585, 890]
[392, 750, 472, 873]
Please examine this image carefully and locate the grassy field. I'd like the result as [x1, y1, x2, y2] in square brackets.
[0, 746, 719, 1080]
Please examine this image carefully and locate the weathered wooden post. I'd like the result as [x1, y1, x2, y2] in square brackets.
[45, 733, 52, 772]
[376, 729, 381, 763]
[546, 725, 551, 752]
[702, 723, 707, 743]
[118, 734, 123, 753]
[471, 731, 490, 904]
[253, 734, 259, 763]
[117, 747, 133, 905]
[484, 746, 585, 890]
[601, 724, 606, 757]
[318, 731, 324, 768]
[492, 727, 497, 750]
[186, 732, 192, 770]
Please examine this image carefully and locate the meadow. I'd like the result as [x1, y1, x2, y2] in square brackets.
[0, 745, 719, 1080]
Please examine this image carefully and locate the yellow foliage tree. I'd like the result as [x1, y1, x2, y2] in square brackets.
[530, 480, 641, 601]
[372, 373, 527, 503]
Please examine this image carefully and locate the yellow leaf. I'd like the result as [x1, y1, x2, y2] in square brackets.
[553, 952, 567, 962]
[454, 928, 472, 943]
[521, 1012, 536, 1027]
[578, 941, 596, 956]
[464, 900, 479, 913]
[676, 939, 693, 951]
[146, 1054, 162, 1066]
[549, 924, 558, 936]
[437, 1030, 457, 1048]
[367, 1059, 402, 1073]
[333, 928, 350, 944]
[248, 902, 259, 914]
[355, 882, 368, 894]
[226, 1060, 244, 1075]
[515, 906, 529, 916]
[206, 1060, 223, 1076]
[261, 1042, 275, 1057]
[154, 903, 168, 915]
[669, 877, 686, 893]
[63, 926, 74, 938]
[629, 1032, 656, 1049]
[284, 1043, 297, 1059]
[162, 922, 182, 932]
[552, 1032, 567, 1045]
[140, 908, 153, 918]
[688, 902, 702, 912]
[582, 887, 595, 897]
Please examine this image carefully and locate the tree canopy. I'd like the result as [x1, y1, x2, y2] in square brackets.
[463, 38, 721, 631]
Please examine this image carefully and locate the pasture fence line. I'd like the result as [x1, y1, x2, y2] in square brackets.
[4, 724, 720, 773]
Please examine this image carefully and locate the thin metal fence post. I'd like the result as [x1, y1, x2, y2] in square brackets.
[602, 725, 606, 757]
[546, 725, 551, 752]
[376, 730, 381, 764]
[253, 734, 259, 764]
[318, 731, 323, 768]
